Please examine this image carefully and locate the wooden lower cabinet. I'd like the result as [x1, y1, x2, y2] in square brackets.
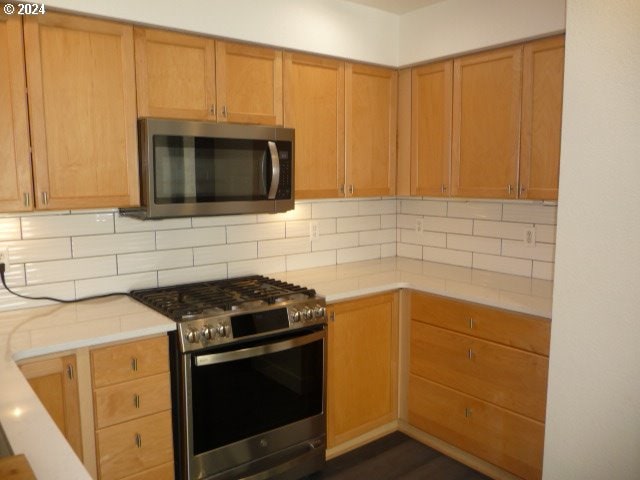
[409, 375, 544, 480]
[327, 292, 398, 449]
[408, 291, 550, 479]
[18, 354, 83, 460]
[91, 336, 174, 480]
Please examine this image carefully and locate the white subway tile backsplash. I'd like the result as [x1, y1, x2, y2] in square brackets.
[381, 214, 396, 229]
[397, 243, 422, 259]
[228, 257, 286, 277]
[312, 201, 359, 218]
[337, 215, 381, 233]
[26, 256, 117, 285]
[312, 233, 358, 252]
[227, 222, 285, 243]
[473, 253, 532, 277]
[194, 243, 256, 265]
[423, 246, 472, 268]
[502, 203, 558, 224]
[2, 264, 25, 286]
[72, 232, 154, 258]
[192, 215, 256, 227]
[156, 227, 225, 250]
[447, 234, 501, 255]
[75, 272, 158, 298]
[359, 229, 396, 246]
[1, 238, 71, 263]
[0, 282, 76, 312]
[422, 216, 473, 235]
[473, 220, 532, 240]
[115, 215, 191, 233]
[286, 250, 336, 271]
[257, 203, 311, 222]
[337, 245, 380, 264]
[22, 213, 114, 238]
[399, 199, 447, 216]
[447, 201, 502, 220]
[359, 199, 396, 215]
[118, 249, 192, 275]
[259, 237, 310, 258]
[0, 218, 21, 241]
[502, 240, 556, 262]
[400, 230, 446, 247]
[381, 243, 397, 258]
[532, 261, 555, 280]
[535, 225, 557, 244]
[397, 214, 422, 230]
[158, 264, 227, 287]
[286, 219, 336, 238]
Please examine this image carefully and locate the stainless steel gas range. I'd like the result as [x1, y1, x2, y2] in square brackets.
[131, 275, 327, 480]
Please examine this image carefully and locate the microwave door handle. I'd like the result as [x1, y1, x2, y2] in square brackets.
[267, 141, 280, 199]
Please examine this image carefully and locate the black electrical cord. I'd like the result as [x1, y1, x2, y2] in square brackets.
[0, 262, 131, 304]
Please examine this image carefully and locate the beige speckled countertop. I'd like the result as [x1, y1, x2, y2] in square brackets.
[0, 257, 552, 479]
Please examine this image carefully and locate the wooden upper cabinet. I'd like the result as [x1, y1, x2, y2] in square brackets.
[216, 41, 283, 125]
[0, 12, 33, 212]
[451, 46, 523, 199]
[19, 355, 83, 460]
[23, 13, 139, 210]
[346, 63, 397, 197]
[134, 27, 216, 120]
[519, 35, 565, 200]
[284, 52, 345, 199]
[411, 61, 453, 197]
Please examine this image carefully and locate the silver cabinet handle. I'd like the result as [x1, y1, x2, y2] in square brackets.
[347, 184, 354, 195]
[467, 348, 474, 360]
[464, 407, 472, 418]
[66, 364, 74, 380]
[468, 317, 474, 329]
[210, 104, 216, 115]
[134, 394, 140, 409]
[440, 184, 447, 194]
[267, 141, 280, 200]
[519, 184, 526, 196]
[339, 184, 345, 195]
[23, 193, 30, 207]
[131, 357, 138, 372]
[41, 191, 49, 206]
[221, 105, 227, 118]
[135, 433, 142, 448]
[507, 184, 513, 195]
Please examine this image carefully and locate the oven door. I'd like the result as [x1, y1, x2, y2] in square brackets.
[182, 327, 326, 480]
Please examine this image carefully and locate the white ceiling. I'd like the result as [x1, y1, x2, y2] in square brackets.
[342, 0, 446, 14]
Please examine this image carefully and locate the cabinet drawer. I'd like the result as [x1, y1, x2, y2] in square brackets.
[408, 374, 544, 480]
[96, 411, 173, 480]
[411, 321, 548, 421]
[120, 461, 174, 480]
[411, 291, 550, 355]
[94, 373, 171, 429]
[92, 336, 169, 387]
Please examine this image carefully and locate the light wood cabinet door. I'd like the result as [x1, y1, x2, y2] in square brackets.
[284, 52, 345, 199]
[216, 41, 283, 125]
[409, 375, 544, 480]
[134, 27, 216, 120]
[19, 355, 83, 460]
[0, 12, 33, 212]
[411, 61, 453, 196]
[451, 46, 523, 198]
[346, 63, 397, 197]
[519, 35, 565, 200]
[327, 293, 398, 448]
[410, 321, 549, 421]
[23, 12, 139, 210]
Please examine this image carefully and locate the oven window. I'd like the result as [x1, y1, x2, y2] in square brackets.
[191, 336, 323, 455]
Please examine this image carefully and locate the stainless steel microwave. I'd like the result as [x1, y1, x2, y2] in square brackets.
[120, 119, 294, 219]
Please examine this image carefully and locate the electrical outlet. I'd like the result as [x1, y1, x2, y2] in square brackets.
[524, 227, 536, 248]
[0, 247, 9, 269]
[309, 221, 320, 240]
[415, 219, 424, 234]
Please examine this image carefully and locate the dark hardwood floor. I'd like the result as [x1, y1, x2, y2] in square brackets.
[307, 432, 491, 480]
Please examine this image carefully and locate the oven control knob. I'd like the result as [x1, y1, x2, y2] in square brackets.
[216, 324, 228, 338]
[314, 305, 326, 319]
[186, 328, 200, 344]
[201, 325, 213, 340]
[290, 308, 301, 323]
[302, 306, 313, 321]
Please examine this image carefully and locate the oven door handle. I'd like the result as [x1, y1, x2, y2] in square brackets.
[194, 329, 325, 367]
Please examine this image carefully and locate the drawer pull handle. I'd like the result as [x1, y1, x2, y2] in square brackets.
[135, 433, 142, 448]
[468, 317, 474, 329]
[467, 348, 474, 360]
[464, 407, 472, 418]
[131, 357, 138, 372]
[66, 364, 74, 380]
[134, 394, 140, 409]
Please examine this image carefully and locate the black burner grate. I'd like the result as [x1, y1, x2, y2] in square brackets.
[131, 275, 315, 321]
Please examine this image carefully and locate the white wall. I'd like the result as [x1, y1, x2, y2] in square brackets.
[43, 0, 399, 66]
[398, 0, 566, 65]
[543, 1, 640, 478]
